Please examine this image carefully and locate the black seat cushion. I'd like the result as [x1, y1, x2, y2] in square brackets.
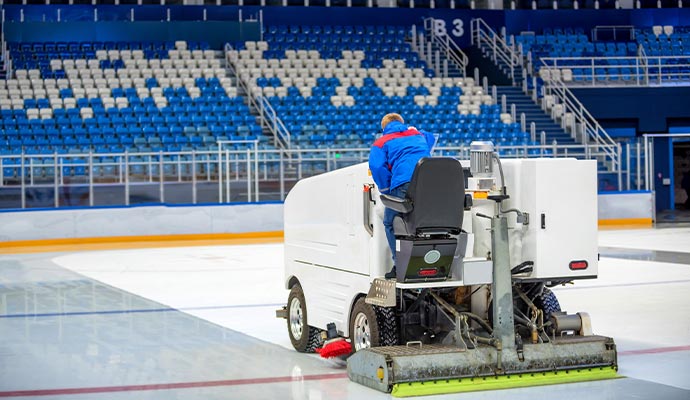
[392, 157, 465, 237]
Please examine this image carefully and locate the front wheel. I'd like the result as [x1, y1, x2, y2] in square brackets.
[349, 298, 398, 351]
[287, 284, 321, 353]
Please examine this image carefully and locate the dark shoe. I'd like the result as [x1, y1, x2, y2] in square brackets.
[385, 267, 397, 280]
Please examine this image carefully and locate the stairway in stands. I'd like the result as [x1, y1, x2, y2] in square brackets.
[482, 45, 525, 85]
[470, 27, 582, 151]
[495, 86, 576, 147]
[425, 40, 465, 78]
[0, 24, 6, 80]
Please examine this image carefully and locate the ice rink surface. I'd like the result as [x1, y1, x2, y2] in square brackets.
[1, 226, 689, 399]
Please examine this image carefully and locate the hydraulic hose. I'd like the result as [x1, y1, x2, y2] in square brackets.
[460, 311, 493, 335]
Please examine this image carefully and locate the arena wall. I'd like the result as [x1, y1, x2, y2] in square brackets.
[0, 191, 652, 244]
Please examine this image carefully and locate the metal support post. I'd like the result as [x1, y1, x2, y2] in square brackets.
[279, 153, 285, 201]
[636, 141, 641, 190]
[435, 51, 440, 76]
[192, 151, 197, 204]
[254, 143, 259, 201]
[88, 152, 94, 206]
[419, 33, 425, 59]
[217, 145, 223, 203]
[491, 215, 516, 351]
[530, 122, 536, 142]
[644, 136, 649, 191]
[626, 143, 631, 191]
[159, 151, 164, 203]
[246, 148, 251, 202]
[54, 153, 59, 207]
[427, 43, 432, 66]
[124, 151, 130, 206]
[617, 143, 623, 191]
[649, 137, 655, 193]
[226, 149, 231, 203]
[20, 155, 25, 208]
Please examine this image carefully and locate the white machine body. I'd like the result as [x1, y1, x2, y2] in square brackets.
[283, 158, 598, 336]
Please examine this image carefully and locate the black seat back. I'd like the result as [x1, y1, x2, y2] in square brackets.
[404, 157, 465, 235]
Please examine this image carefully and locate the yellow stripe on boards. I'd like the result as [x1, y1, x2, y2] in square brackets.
[598, 218, 653, 228]
[0, 231, 284, 254]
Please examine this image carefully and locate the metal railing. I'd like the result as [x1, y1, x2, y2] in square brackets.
[1, 9, 10, 80]
[257, 95, 292, 149]
[224, 44, 291, 150]
[470, 18, 520, 82]
[592, 25, 636, 42]
[0, 143, 638, 209]
[538, 55, 690, 87]
[420, 18, 468, 78]
[470, 19, 620, 182]
[539, 74, 620, 178]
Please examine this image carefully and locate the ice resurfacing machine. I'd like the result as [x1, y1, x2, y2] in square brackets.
[278, 142, 618, 396]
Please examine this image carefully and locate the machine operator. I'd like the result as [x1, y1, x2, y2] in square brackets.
[368, 113, 436, 279]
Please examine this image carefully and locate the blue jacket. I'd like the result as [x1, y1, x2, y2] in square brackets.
[368, 121, 435, 194]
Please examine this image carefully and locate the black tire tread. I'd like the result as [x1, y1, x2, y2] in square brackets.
[304, 326, 322, 353]
[287, 284, 322, 353]
[535, 287, 561, 321]
[375, 306, 399, 347]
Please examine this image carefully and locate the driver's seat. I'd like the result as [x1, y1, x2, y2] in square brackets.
[380, 157, 466, 282]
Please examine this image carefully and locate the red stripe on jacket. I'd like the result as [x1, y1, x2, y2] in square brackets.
[373, 128, 421, 148]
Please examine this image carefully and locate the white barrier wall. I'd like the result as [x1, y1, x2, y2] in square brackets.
[0, 191, 655, 242]
[598, 191, 654, 224]
[0, 203, 284, 242]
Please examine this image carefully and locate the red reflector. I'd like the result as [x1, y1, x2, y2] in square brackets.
[419, 268, 439, 277]
[569, 260, 589, 270]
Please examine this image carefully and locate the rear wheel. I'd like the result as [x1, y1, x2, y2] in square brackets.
[349, 298, 398, 351]
[534, 287, 561, 322]
[287, 284, 321, 353]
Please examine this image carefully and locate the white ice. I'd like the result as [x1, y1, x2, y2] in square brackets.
[52, 228, 690, 392]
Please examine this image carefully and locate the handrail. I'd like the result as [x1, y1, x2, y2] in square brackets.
[591, 25, 636, 42]
[422, 17, 468, 77]
[258, 95, 291, 149]
[470, 18, 520, 82]
[538, 65, 619, 176]
[637, 44, 650, 86]
[1, 23, 10, 79]
[224, 43, 291, 150]
[537, 54, 690, 87]
[0, 142, 637, 209]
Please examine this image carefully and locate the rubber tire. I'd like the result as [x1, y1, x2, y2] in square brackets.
[376, 306, 399, 347]
[287, 284, 322, 353]
[535, 287, 561, 322]
[349, 297, 381, 351]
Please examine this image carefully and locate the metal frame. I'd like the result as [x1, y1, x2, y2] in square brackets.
[0, 142, 643, 209]
[538, 55, 690, 87]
